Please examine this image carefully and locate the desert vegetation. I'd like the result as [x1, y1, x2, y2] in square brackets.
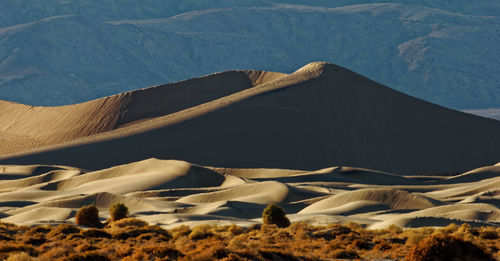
[0, 220, 498, 260]
[75, 205, 102, 228]
[262, 204, 290, 228]
[109, 203, 129, 222]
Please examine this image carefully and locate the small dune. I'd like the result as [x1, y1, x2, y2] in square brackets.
[299, 188, 441, 214]
[0, 158, 498, 229]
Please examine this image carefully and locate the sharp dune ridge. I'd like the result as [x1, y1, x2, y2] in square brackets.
[1, 158, 499, 229]
[0, 69, 284, 151]
[1, 62, 500, 174]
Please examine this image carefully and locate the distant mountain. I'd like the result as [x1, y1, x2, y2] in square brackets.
[0, 1, 499, 109]
[2, 62, 500, 174]
[464, 108, 500, 121]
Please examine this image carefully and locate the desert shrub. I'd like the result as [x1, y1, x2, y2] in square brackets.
[6, 252, 40, 261]
[405, 227, 435, 247]
[38, 245, 74, 260]
[110, 217, 148, 229]
[109, 203, 129, 222]
[405, 234, 495, 261]
[344, 221, 364, 232]
[479, 227, 498, 240]
[171, 225, 191, 240]
[455, 223, 477, 236]
[113, 225, 172, 240]
[348, 238, 372, 250]
[22, 234, 46, 245]
[188, 224, 213, 240]
[75, 205, 102, 228]
[0, 234, 13, 241]
[25, 226, 51, 235]
[182, 241, 230, 260]
[136, 232, 170, 241]
[287, 222, 311, 240]
[67, 252, 111, 261]
[387, 224, 403, 234]
[331, 249, 359, 259]
[47, 224, 81, 239]
[228, 235, 247, 249]
[258, 249, 298, 261]
[438, 223, 459, 234]
[262, 204, 290, 228]
[80, 228, 112, 239]
[228, 224, 245, 235]
[0, 243, 37, 256]
[132, 245, 183, 260]
[312, 224, 351, 240]
[373, 241, 392, 251]
[0, 222, 17, 228]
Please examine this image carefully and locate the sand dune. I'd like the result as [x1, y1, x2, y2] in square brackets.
[0, 70, 283, 154]
[1, 159, 498, 229]
[1, 63, 500, 174]
[0, 63, 499, 228]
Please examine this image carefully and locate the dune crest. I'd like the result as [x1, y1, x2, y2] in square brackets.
[1, 158, 498, 229]
[1, 62, 500, 175]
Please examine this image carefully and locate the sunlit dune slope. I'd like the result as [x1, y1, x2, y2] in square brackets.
[0, 70, 284, 153]
[1, 159, 499, 229]
[1, 62, 500, 174]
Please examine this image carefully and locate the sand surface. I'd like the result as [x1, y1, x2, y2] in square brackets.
[0, 158, 499, 229]
[0, 62, 499, 228]
[1, 62, 500, 174]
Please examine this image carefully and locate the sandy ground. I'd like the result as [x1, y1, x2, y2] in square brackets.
[0, 158, 498, 229]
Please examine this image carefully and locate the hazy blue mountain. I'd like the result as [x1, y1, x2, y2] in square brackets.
[0, 1, 499, 109]
[464, 108, 500, 121]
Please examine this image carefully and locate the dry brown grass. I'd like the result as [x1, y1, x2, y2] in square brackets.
[0, 220, 498, 260]
[405, 234, 495, 261]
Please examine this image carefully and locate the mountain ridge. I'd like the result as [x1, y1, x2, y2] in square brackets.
[0, 2, 499, 108]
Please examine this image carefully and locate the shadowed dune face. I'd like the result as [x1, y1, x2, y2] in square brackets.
[1, 159, 499, 229]
[0, 70, 284, 154]
[1, 62, 500, 174]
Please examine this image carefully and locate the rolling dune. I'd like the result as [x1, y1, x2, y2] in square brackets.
[0, 62, 499, 229]
[1, 159, 499, 229]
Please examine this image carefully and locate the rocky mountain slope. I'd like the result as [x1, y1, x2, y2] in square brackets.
[0, 1, 499, 109]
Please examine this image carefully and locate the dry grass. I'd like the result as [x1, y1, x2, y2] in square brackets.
[0, 220, 498, 260]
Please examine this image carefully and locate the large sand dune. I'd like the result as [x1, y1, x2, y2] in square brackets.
[1, 159, 499, 229]
[1, 62, 500, 174]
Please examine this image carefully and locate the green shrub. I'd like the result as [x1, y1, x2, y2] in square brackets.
[405, 234, 495, 261]
[75, 205, 102, 228]
[262, 204, 290, 228]
[109, 203, 128, 222]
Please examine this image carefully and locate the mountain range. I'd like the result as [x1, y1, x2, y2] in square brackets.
[0, 0, 499, 109]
